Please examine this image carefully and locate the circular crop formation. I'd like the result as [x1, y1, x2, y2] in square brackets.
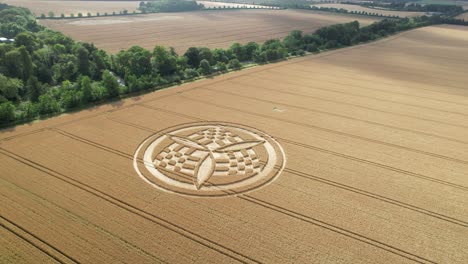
[133, 122, 285, 197]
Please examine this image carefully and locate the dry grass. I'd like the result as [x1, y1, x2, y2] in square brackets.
[312, 3, 426, 17]
[1, 25, 468, 263]
[39, 9, 379, 54]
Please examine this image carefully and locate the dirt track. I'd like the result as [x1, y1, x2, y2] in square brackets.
[39, 9, 379, 54]
[1, 25, 468, 263]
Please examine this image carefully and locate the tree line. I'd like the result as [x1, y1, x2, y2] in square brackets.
[344, 1, 464, 16]
[138, 0, 204, 13]
[0, 3, 462, 126]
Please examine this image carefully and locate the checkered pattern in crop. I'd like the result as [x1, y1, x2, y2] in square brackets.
[154, 143, 207, 176]
[153, 127, 263, 177]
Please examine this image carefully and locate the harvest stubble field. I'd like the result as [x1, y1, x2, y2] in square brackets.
[39, 9, 379, 53]
[312, 3, 426, 17]
[1, 25, 468, 263]
[1, 0, 141, 16]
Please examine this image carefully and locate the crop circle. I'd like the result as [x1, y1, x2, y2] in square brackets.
[133, 122, 285, 197]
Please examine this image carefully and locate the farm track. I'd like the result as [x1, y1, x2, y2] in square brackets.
[0, 215, 76, 264]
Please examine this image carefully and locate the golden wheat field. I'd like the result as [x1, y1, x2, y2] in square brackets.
[38, 9, 379, 54]
[312, 3, 425, 17]
[1, 24, 468, 263]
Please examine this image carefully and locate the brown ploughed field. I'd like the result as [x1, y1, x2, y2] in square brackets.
[312, 3, 426, 17]
[1, 0, 140, 16]
[39, 9, 379, 54]
[1, 25, 468, 263]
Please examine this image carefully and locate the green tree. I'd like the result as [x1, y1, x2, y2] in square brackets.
[80, 76, 92, 102]
[229, 43, 244, 61]
[27, 76, 42, 102]
[21, 101, 38, 119]
[114, 46, 151, 77]
[102, 70, 120, 97]
[0, 74, 23, 100]
[19, 46, 33, 82]
[0, 102, 16, 123]
[184, 47, 200, 68]
[152, 46, 177, 75]
[198, 59, 211, 75]
[75, 45, 90, 76]
[215, 62, 227, 72]
[243, 42, 259, 61]
[48, 11, 54, 18]
[228, 59, 241, 70]
[37, 94, 60, 114]
[198, 48, 213, 65]
[15, 32, 37, 52]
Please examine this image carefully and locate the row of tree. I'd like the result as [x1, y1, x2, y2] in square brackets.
[310, 6, 400, 18]
[138, 0, 204, 13]
[0, 3, 461, 126]
[39, 10, 133, 19]
[344, 1, 464, 16]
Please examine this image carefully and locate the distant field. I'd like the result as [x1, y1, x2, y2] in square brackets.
[1, 25, 468, 263]
[197, 1, 277, 9]
[1, 0, 140, 16]
[456, 12, 468, 19]
[312, 3, 426, 17]
[39, 9, 379, 54]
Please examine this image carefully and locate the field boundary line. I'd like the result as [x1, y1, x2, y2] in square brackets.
[101, 110, 468, 227]
[0, 215, 79, 264]
[176, 95, 468, 166]
[228, 79, 468, 129]
[198, 86, 468, 145]
[0, 148, 260, 264]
